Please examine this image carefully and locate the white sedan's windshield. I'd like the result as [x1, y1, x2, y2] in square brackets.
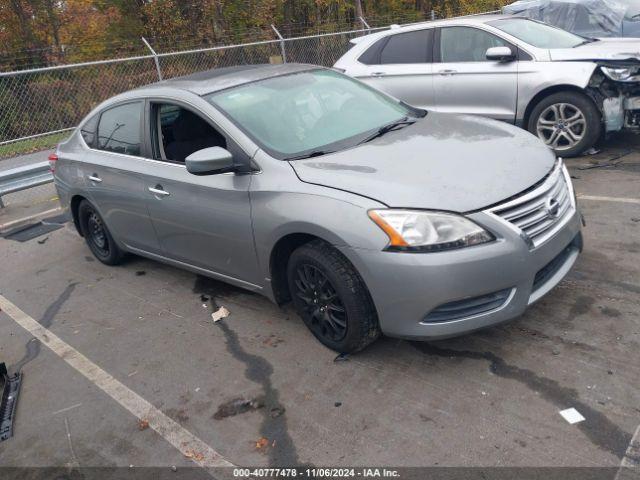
[207, 69, 412, 159]
[489, 18, 587, 48]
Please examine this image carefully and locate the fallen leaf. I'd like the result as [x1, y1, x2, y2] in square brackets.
[184, 450, 204, 461]
[137, 419, 149, 431]
[255, 437, 269, 450]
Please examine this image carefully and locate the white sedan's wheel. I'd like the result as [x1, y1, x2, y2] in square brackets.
[528, 91, 601, 157]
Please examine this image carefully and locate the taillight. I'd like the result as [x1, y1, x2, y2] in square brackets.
[48, 152, 58, 173]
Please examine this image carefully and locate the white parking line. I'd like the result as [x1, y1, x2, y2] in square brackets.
[0, 293, 233, 468]
[578, 195, 640, 205]
[617, 424, 640, 479]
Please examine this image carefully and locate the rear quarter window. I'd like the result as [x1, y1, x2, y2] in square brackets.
[80, 114, 99, 147]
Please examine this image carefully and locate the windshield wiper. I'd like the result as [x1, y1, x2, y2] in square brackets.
[284, 150, 336, 161]
[357, 117, 417, 145]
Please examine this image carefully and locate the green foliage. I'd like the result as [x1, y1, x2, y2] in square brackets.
[0, 0, 511, 69]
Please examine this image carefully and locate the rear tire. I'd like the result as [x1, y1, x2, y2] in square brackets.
[78, 200, 125, 265]
[528, 91, 601, 157]
[287, 240, 380, 353]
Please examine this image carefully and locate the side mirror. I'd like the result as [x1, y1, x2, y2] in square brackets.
[185, 147, 234, 175]
[486, 46, 516, 62]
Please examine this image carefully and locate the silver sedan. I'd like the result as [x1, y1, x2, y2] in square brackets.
[53, 64, 582, 353]
[334, 15, 640, 156]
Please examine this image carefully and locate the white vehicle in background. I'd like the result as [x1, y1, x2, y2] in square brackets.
[334, 15, 640, 156]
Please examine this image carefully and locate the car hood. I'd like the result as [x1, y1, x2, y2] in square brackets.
[289, 112, 556, 212]
[550, 38, 640, 62]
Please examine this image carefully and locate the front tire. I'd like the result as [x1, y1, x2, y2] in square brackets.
[78, 200, 125, 265]
[528, 91, 601, 157]
[287, 240, 380, 353]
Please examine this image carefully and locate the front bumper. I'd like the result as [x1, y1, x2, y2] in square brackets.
[340, 207, 582, 340]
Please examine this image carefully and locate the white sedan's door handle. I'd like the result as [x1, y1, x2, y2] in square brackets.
[148, 186, 170, 197]
[371, 71, 386, 77]
[88, 175, 102, 183]
[438, 69, 457, 76]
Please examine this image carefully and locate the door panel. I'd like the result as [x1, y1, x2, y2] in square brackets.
[432, 27, 518, 122]
[84, 154, 162, 254]
[356, 28, 436, 109]
[143, 166, 260, 285]
[360, 66, 435, 110]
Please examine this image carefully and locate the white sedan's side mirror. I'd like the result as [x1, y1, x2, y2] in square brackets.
[486, 46, 516, 62]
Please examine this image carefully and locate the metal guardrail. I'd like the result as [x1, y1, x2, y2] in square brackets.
[0, 162, 53, 208]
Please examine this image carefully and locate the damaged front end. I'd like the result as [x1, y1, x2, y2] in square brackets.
[587, 61, 640, 131]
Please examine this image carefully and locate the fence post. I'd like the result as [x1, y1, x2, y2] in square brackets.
[271, 25, 287, 63]
[359, 16, 371, 31]
[431, 10, 436, 20]
[141, 37, 163, 81]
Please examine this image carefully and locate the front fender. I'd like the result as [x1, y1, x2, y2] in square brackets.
[517, 61, 597, 123]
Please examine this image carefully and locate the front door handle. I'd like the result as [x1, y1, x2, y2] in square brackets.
[88, 174, 102, 183]
[371, 71, 386, 77]
[148, 185, 170, 197]
[438, 69, 457, 76]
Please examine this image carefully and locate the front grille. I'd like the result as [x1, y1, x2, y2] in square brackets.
[488, 164, 574, 248]
[423, 288, 512, 323]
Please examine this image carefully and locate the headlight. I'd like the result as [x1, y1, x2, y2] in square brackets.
[601, 66, 639, 82]
[368, 209, 494, 252]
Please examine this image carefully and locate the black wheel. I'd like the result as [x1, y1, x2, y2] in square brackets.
[287, 240, 380, 353]
[528, 91, 601, 157]
[78, 200, 125, 265]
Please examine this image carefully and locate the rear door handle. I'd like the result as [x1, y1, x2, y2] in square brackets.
[88, 174, 102, 183]
[438, 69, 457, 76]
[148, 186, 170, 197]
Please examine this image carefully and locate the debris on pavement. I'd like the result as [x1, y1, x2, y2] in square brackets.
[255, 437, 269, 452]
[334, 353, 350, 362]
[0, 362, 22, 442]
[334, 402, 342, 407]
[211, 306, 230, 322]
[37, 236, 49, 245]
[559, 407, 585, 424]
[183, 449, 204, 461]
[213, 397, 264, 420]
[137, 418, 150, 431]
[135, 271, 146, 276]
[270, 406, 285, 418]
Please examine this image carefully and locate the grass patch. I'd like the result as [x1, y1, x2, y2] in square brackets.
[0, 131, 72, 159]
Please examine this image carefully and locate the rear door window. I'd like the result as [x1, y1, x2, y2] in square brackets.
[97, 102, 142, 156]
[379, 29, 433, 64]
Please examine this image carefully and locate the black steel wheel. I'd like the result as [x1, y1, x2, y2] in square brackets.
[287, 240, 380, 353]
[294, 264, 348, 343]
[78, 200, 125, 265]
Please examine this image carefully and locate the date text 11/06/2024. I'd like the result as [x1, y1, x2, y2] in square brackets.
[233, 468, 401, 478]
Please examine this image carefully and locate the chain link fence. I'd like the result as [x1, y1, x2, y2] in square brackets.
[0, 9, 498, 157]
[0, 24, 388, 156]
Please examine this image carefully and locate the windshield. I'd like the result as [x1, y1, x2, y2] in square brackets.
[206, 69, 414, 159]
[488, 18, 588, 48]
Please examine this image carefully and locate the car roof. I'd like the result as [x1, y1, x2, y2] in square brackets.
[140, 63, 320, 96]
[350, 13, 518, 44]
[392, 13, 512, 29]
